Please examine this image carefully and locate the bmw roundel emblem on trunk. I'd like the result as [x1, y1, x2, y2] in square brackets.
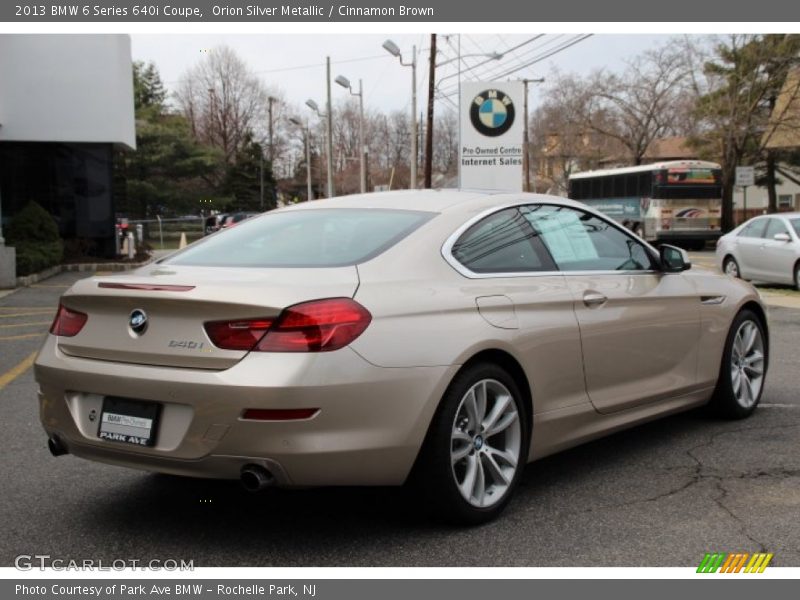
[129, 309, 148, 335]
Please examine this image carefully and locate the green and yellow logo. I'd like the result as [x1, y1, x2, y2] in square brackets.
[697, 552, 774, 573]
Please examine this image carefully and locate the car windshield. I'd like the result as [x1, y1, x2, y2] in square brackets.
[165, 208, 435, 268]
[791, 218, 800, 238]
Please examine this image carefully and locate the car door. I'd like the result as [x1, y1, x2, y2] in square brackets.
[523, 204, 700, 414]
[753, 218, 796, 284]
[449, 207, 589, 415]
[735, 218, 769, 279]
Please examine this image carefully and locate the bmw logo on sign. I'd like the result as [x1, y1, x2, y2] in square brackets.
[129, 309, 148, 335]
[470, 89, 515, 137]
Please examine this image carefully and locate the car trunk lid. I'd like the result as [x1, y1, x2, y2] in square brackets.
[56, 265, 360, 369]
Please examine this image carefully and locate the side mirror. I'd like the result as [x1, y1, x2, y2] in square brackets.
[774, 232, 791, 242]
[660, 244, 691, 273]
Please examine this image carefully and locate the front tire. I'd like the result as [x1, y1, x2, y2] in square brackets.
[723, 256, 741, 279]
[416, 363, 529, 524]
[708, 309, 767, 419]
[794, 261, 800, 291]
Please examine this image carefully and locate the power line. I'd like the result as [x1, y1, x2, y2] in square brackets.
[436, 34, 593, 98]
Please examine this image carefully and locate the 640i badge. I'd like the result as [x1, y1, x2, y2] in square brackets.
[470, 89, 515, 137]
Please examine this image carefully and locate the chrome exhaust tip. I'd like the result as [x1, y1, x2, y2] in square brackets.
[240, 464, 275, 492]
[48, 435, 68, 457]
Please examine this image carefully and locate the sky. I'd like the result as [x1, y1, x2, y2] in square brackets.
[130, 33, 680, 116]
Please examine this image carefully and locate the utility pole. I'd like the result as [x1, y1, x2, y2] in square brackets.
[259, 154, 264, 210]
[424, 34, 437, 189]
[522, 78, 544, 193]
[325, 56, 335, 198]
[410, 45, 417, 189]
[305, 127, 313, 201]
[268, 96, 275, 163]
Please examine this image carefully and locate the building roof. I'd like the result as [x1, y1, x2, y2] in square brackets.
[642, 136, 696, 160]
[764, 67, 800, 150]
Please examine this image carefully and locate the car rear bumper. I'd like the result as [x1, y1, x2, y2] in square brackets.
[35, 336, 456, 486]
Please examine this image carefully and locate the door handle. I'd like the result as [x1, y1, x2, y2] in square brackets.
[583, 292, 608, 307]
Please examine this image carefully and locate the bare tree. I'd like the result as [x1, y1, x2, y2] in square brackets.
[583, 44, 693, 165]
[530, 74, 624, 194]
[433, 108, 459, 179]
[175, 46, 270, 165]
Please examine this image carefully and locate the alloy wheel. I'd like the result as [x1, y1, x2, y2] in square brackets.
[450, 379, 522, 508]
[730, 320, 765, 409]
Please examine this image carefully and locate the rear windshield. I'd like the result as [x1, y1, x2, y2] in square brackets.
[165, 208, 435, 268]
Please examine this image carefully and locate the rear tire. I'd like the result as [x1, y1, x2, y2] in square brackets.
[415, 362, 529, 525]
[707, 309, 767, 419]
[723, 256, 741, 279]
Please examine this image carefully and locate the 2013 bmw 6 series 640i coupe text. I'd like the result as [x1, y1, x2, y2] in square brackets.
[35, 190, 769, 523]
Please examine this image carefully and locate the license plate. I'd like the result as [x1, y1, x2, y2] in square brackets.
[98, 397, 161, 447]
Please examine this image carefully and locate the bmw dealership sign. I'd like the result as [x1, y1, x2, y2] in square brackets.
[460, 81, 524, 192]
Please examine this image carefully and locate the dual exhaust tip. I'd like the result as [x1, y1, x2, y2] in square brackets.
[48, 437, 274, 493]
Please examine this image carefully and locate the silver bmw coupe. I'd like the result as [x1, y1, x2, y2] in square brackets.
[35, 190, 769, 523]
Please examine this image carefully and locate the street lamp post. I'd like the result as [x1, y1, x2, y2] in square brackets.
[325, 57, 335, 198]
[306, 98, 333, 199]
[383, 39, 416, 189]
[335, 74, 366, 194]
[289, 117, 314, 201]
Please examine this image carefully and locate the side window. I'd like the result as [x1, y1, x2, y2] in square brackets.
[763, 218, 788, 239]
[738, 219, 767, 238]
[522, 205, 654, 272]
[451, 208, 556, 274]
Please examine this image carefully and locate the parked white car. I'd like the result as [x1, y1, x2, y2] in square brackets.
[717, 213, 800, 289]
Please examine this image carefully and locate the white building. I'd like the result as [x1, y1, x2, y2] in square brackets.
[0, 34, 135, 256]
[733, 168, 800, 216]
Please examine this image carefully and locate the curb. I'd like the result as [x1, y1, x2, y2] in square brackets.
[761, 295, 800, 310]
[13, 259, 152, 288]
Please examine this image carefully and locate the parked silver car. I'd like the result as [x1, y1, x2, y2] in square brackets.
[37, 191, 769, 523]
[717, 212, 800, 289]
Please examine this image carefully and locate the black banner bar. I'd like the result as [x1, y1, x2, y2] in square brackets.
[3, 0, 800, 22]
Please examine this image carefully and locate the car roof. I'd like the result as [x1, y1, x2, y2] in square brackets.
[749, 212, 800, 219]
[278, 189, 587, 215]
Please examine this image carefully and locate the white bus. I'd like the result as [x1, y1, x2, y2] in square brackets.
[568, 160, 723, 249]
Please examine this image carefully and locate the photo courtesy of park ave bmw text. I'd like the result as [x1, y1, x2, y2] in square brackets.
[0, 0, 799, 595]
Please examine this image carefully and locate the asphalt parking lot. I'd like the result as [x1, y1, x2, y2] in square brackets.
[1, 261, 799, 567]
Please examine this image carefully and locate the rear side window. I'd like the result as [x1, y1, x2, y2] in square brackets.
[451, 208, 556, 273]
[166, 208, 434, 268]
[763, 218, 788, 239]
[738, 219, 767, 238]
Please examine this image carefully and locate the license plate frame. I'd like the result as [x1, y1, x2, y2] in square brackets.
[98, 397, 161, 447]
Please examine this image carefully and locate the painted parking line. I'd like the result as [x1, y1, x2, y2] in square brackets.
[30, 284, 70, 289]
[0, 351, 37, 392]
[0, 307, 57, 310]
[0, 333, 46, 341]
[0, 311, 55, 318]
[0, 321, 51, 329]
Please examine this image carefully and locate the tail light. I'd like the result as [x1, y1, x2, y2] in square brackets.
[204, 318, 274, 351]
[204, 298, 371, 353]
[49, 304, 88, 337]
